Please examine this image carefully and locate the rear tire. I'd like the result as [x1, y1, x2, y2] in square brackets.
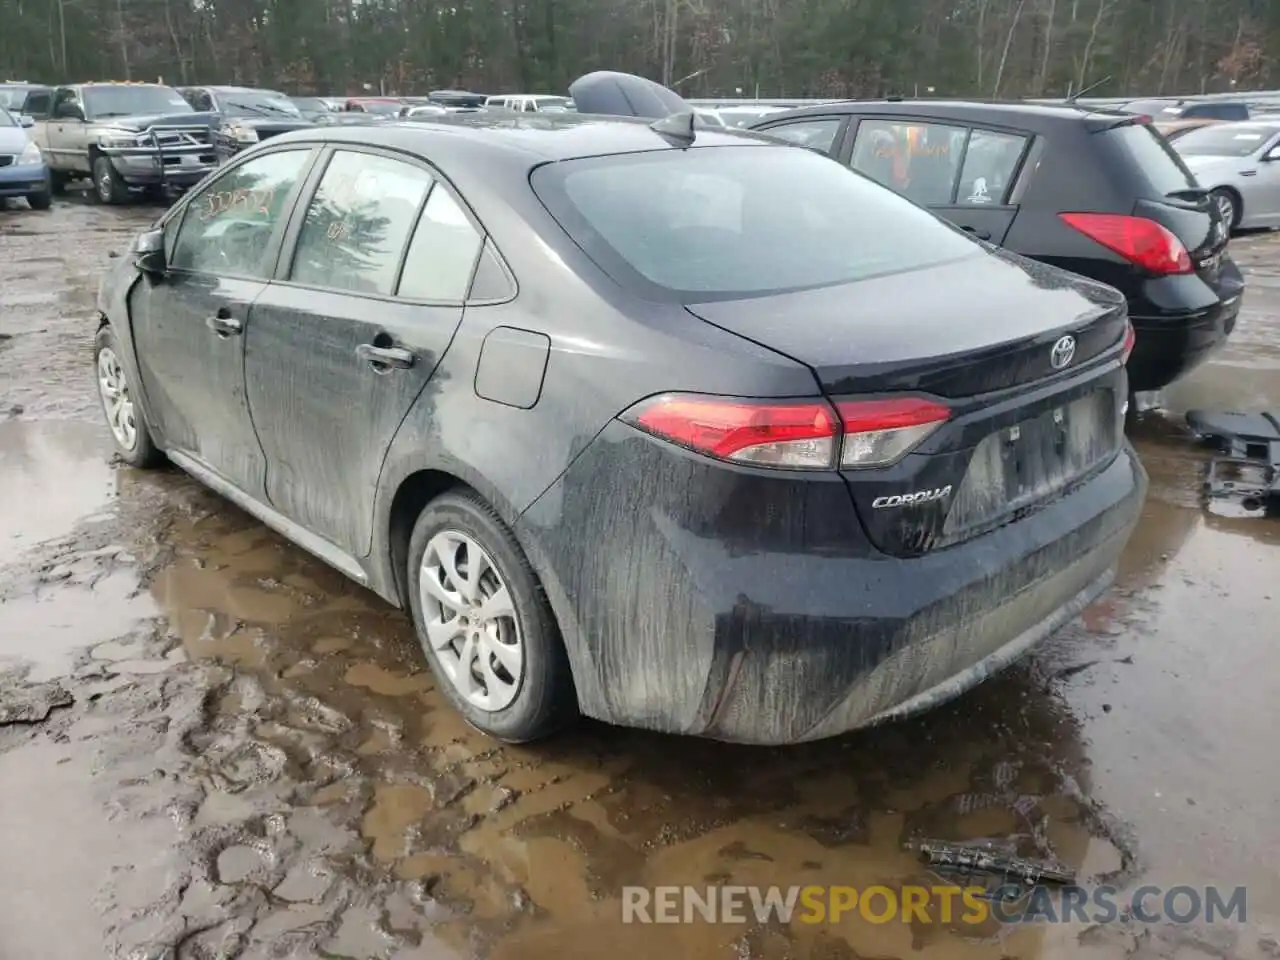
[94, 325, 163, 468]
[406, 490, 575, 742]
[1211, 188, 1240, 232]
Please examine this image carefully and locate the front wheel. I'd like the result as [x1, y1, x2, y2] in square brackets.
[26, 177, 52, 210]
[92, 155, 129, 205]
[94, 326, 163, 468]
[1211, 188, 1240, 232]
[406, 490, 575, 742]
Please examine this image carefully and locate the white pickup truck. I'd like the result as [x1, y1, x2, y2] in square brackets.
[30, 82, 219, 204]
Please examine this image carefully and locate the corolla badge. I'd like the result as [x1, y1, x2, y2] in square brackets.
[872, 485, 952, 509]
[1050, 334, 1076, 370]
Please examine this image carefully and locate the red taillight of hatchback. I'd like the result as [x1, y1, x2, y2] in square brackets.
[623, 394, 951, 470]
[1059, 212, 1193, 275]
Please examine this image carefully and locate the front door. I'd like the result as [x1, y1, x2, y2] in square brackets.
[244, 147, 483, 556]
[132, 146, 315, 498]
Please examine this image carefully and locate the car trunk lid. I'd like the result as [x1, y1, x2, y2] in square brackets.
[686, 252, 1129, 556]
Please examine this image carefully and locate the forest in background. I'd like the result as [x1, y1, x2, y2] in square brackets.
[0, 0, 1276, 101]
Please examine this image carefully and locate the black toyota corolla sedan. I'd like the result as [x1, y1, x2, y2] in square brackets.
[93, 109, 1147, 745]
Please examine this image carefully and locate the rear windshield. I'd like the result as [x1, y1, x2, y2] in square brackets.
[1174, 124, 1280, 157]
[530, 145, 981, 301]
[1103, 122, 1197, 196]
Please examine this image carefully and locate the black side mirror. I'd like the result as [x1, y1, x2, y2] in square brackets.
[133, 228, 167, 276]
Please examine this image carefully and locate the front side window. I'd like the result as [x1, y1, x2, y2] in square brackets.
[397, 187, 485, 301]
[761, 118, 842, 153]
[52, 90, 81, 119]
[850, 119, 968, 205]
[171, 149, 310, 277]
[956, 128, 1029, 205]
[289, 150, 434, 296]
[531, 144, 980, 300]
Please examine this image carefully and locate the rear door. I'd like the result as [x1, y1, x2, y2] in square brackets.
[844, 116, 1029, 246]
[244, 146, 484, 556]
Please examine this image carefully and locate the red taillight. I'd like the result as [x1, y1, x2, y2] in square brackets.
[1121, 319, 1136, 364]
[626, 395, 840, 468]
[622, 394, 951, 470]
[1059, 212, 1193, 275]
[835, 397, 951, 468]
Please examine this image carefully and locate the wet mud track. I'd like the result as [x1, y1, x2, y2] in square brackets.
[2, 200, 1278, 959]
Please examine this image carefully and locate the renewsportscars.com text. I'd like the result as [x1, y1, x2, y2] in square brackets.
[621, 885, 1247, 926]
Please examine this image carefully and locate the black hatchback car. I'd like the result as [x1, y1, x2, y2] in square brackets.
[750, 100, 1244, 393]
[93, 109, 1145, 745]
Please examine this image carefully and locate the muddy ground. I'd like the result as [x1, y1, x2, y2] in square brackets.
[1, 196, 1277, 960]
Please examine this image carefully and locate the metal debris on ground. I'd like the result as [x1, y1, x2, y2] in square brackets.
[906, 838, 1077, 893]
[1186, 410, 1280, 516]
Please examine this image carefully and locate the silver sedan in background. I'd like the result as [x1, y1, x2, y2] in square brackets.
[1173, 120, 1280, 231]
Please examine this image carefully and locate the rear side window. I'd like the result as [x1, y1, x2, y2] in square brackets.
[956, 129, 1028, 205]
[531, 145, 980, 301]
[1103, 122, 1197, 197]
[397, 186, 484, 301]
[850, 119, 968, 205]
[289, 150, 433, 296]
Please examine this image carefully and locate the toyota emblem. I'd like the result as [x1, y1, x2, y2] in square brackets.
[1050, 335, 1076, 370]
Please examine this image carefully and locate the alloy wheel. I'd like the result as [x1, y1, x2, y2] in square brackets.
[1215, 192, 1235, 228]
[418, 530, 524, 711]
[97, 346, 138, 451]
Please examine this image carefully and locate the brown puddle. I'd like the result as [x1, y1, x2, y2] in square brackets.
[0, 419, 118, 566]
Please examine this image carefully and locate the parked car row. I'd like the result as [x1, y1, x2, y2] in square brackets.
[0, 79, 571, 206]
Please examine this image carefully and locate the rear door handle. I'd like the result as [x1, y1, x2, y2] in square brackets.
[205, 308, 242, 337]
[356, 343, 416, 369]
[961, 225, 992, 241]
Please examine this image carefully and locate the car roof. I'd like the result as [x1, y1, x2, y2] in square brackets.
[267, 110, 767, 165]
[760, 98, 1130, 128]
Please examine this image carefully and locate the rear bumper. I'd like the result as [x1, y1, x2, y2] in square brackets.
[1127, 259, 1244, 392]
[0, 162, 48, 197]
[516, 422, 1147, 745]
